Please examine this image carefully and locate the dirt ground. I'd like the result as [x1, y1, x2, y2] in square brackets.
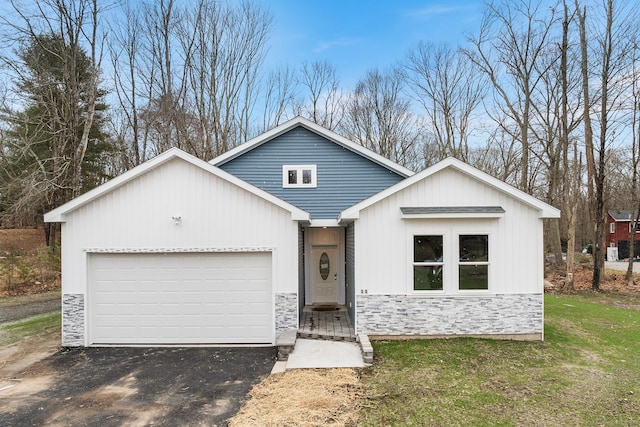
[0, 228, 45, 253]
[545, 259, 640, 293]
[0, 228, 60, 297]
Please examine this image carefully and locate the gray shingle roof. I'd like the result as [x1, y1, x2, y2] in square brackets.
[608, 210, 636, 221]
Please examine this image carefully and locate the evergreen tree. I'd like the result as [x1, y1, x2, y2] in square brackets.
[0, 33, 113, 239]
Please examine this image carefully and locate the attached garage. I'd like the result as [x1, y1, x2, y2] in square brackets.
[88, 252, 273, 345]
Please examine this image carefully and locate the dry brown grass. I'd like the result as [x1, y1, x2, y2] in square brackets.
[0, 228, 60, 296]
[228, 368, 362, 427]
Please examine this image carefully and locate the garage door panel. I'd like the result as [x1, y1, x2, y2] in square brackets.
[89, 252, 273, 344]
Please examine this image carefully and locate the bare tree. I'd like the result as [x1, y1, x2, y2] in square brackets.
[625, 40, 640, 285]
[296, 60, 345, 131]
[464, 0, 559, 192]
[109, 0, 273, 161]
[184, 0, 272, 156]
[109, 2, 146, 167]
[575, 0, 638, 290]
[404, 42, 485, 162]
[470, 125, 522, 186]
[261, 65, 298, 131]
[564, 140, 581, 290]
[528, 1, 584, 267]
[341, 68, 422, 170]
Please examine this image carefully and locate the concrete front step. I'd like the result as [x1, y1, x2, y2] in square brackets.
[297, 331, 357, 342]
[275, 329, 373, 364]
[276, 329, 297, 361]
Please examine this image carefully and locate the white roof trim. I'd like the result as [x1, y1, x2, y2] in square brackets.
[44, 148, 310, 223]
[339, 157, 561, 221]
[210, 116, 415, 177]
[307, 219, 341, 228]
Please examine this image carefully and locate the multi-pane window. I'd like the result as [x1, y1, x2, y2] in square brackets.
[413, 236, 443, 290]
[458, 235, 489, 290]
[412, 234, 489, 292]
[282, 165, 317, 188]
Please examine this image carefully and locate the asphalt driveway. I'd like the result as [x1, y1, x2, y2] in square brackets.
[0, 346, 276, 426]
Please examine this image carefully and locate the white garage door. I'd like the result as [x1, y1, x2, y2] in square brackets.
[89, 252, 272, 345]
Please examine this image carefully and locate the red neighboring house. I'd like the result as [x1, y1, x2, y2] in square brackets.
[607, 210, 640, 259]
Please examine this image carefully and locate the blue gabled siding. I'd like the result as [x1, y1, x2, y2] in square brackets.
[218, 126, 406, 219]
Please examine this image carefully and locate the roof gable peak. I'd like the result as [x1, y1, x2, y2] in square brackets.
[210, 116, 414, 178]
[45, 148, 309, 223]
[340, 156, 560, 220]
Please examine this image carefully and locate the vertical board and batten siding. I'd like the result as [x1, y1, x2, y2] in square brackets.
[218, 127, 406, 219]
[355, 167, 544, 295]
[61, 158, 299, 295]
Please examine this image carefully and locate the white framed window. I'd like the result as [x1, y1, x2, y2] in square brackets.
[411, 232, 490, 293]
[610, 223, 615, 234]
[458, 234, 489, 290]
[413, 235, 444, 291]
[282, 165, 316, 188]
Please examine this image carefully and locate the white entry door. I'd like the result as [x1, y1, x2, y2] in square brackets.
[311, 245, 338, 303]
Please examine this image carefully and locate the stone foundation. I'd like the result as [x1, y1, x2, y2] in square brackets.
[356, 293, 543, 339]
[275, 293, 297, 334]
[62, 293, 85, 346]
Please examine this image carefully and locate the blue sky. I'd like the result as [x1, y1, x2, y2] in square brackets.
[263, 1, 484, 87]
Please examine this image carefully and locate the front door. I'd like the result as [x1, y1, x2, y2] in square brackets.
[311, 245, 338, 304]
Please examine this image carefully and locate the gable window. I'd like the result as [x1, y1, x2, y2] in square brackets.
[413, 235, 444, 290]
[283, 165, 316, 188]
[458, 234, 489, 290]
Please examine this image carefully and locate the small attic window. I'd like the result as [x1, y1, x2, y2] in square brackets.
[283, 165, 316, 188]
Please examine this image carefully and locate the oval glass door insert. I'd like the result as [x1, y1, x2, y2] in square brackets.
[319, 252, 330, 280]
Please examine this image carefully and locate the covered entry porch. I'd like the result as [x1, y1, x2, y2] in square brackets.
[298, 225, 356, 341]
[299, 305, 355, 341]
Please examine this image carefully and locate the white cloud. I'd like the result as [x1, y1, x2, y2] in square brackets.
[313, 38, 360, 53]
[406, 5, 469, 20]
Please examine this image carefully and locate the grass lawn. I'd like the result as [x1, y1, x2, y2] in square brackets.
[359, 294, 640, 426]
[0, 312, 61, 346]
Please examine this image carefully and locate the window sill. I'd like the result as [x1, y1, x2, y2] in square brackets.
[409, 291, 494, 298]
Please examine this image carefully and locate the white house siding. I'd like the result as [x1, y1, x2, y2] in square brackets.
[60, 158, 299, 345]
[354, 167, 544, 339]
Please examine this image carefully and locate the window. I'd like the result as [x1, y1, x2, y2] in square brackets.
[610, 223, 615, 234]
[458, 235, 489, 290]
[283, 165, 316, 188]
[412, 233, 490, 292]
[413, 235, 443, 290]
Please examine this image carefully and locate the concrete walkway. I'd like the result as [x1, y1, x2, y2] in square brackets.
[271, 339, 368, 373]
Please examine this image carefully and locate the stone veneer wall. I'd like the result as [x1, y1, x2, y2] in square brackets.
[62, 293, 85, 346]
[356, 294, 543, 337]
[275, 293, 298, 334]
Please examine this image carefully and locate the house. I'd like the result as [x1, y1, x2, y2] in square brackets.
[44, 117, 560, 347]
[607, 210, 640, 260]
